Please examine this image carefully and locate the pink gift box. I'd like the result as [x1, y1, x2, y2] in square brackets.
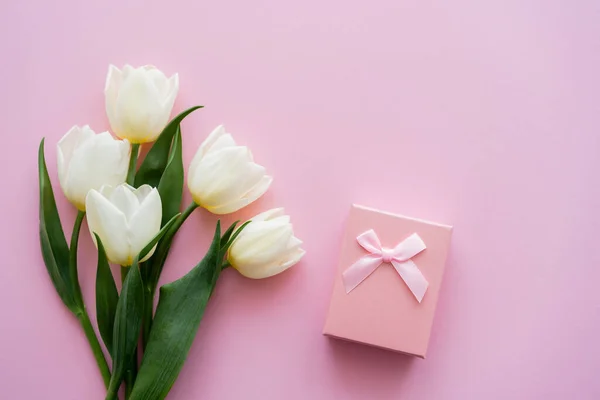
[323, 205, 452, 358]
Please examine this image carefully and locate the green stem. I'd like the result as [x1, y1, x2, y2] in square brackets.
[78, 311, 111, 388]
[121, 266, 137, 400]
[71, 211, 111, 388]
[105, 379, 119, 400]
[126, 143, 140, 186]
[142, 201, 199, 347]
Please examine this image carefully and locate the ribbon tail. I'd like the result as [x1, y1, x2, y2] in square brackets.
[391, 260, 429, 303]
[342, 255, 382, 293]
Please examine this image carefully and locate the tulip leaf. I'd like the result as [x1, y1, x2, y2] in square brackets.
[139, 213, 180, 262]
[157, 127, 184, 225]
[219, 220, 239, 249]
[130, 221, 228, 400]
[143, 203, 198, 299]
[38, 139, 78, 313]
[106, 260, 144, 400]
[94, 234, 119, 355]
[134, 106, 203, 188]
[223, 221, 251, 250]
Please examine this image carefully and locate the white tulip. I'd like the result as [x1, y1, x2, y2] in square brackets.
[187, 125, 272, 214]
[228, 208, 305, 279]
[57, 125, 130, 211]
[105, 64, 179, 144]
[85, 184, 162, 266]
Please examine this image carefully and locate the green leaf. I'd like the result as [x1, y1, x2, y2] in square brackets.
[139, 213, 180, 261]
[129, 222, 224, 400]
[219, 220, 239, 250]
[157, 126, 184, 225]
[95, 234, 119, 355]
[106, 261, 144, 400]
[140, 203, 199, 346]
[134, 106, 203, 188]
[144, 203, 198, 297]
[224, 220, 251, 250]
[38, 139, 77, 313]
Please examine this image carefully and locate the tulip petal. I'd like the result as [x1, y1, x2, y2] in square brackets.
[105, 65, 123, 129]
[145, 67, 170, 97]
[64, 132, 130, 210]
[239, 174, 273, 204]
[204, 175, 272, 215]
[132, 184, 154, 204]
[251, 207, 285, 222]
[188, 126, 272, 214]
[246, 243, 305, 279]
[207, 180, 275, 215]
[258, 248, 306, 279]
[86, 190, 130, 265]
[113, 67, 166, 143]
[128, 188, 162, 262]
[107, 184, 140, 221]
[162, 73, 179, 109]
[56, 126, 94, 200]
[271, 214, 291, 225]
[192, 148, 268, 210]
[208, 133, 237, 154]
[286, 235, 303, 251]
[229, 220, 293, 271]
[122, 64, 135, 77]
[207, 198, 251, 215]
[189, 147, 249, 200]
[188, 125, 227, 178]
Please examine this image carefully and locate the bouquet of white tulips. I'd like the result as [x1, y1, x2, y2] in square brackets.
[38, 65, 304, 400]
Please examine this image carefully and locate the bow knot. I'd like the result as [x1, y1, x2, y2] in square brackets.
[342, 229, 429, 303]
[381, 248, 395, 263]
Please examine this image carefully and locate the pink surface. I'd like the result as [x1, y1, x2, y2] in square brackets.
[1, 0, 599, 399]
[324, 205, 452, 357]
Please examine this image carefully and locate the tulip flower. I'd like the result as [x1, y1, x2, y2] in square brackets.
[57, 125, 130, 211]
[187, 125, 272, 214]
[105, 64, 179, 144]
[85, 184, 162, 266]
[228, 208, 305, 279]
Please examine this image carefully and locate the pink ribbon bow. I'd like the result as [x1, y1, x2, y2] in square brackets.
[342, 229, 429, 302]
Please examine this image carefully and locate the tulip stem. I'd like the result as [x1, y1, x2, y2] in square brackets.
[70, 211, 111, 389]
[126, 143, 140, 186]
[77, 311, 112, 388]
[120, 265, 137, 399]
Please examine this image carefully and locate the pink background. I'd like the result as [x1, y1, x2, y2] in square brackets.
[1, 0, 599, 399]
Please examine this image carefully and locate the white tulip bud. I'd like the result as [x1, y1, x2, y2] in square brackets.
[85, 184, 162, 266]
[187, 125, 272, 214]
[57, 125, 130, 211]
[228, 208, 305, 279]
[105, 64, 179, 144]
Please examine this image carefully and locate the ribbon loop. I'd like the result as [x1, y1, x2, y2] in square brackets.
[356, 229, 382, 254]
[392, 233, 426, 262]
[342, 230, 429, 303]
